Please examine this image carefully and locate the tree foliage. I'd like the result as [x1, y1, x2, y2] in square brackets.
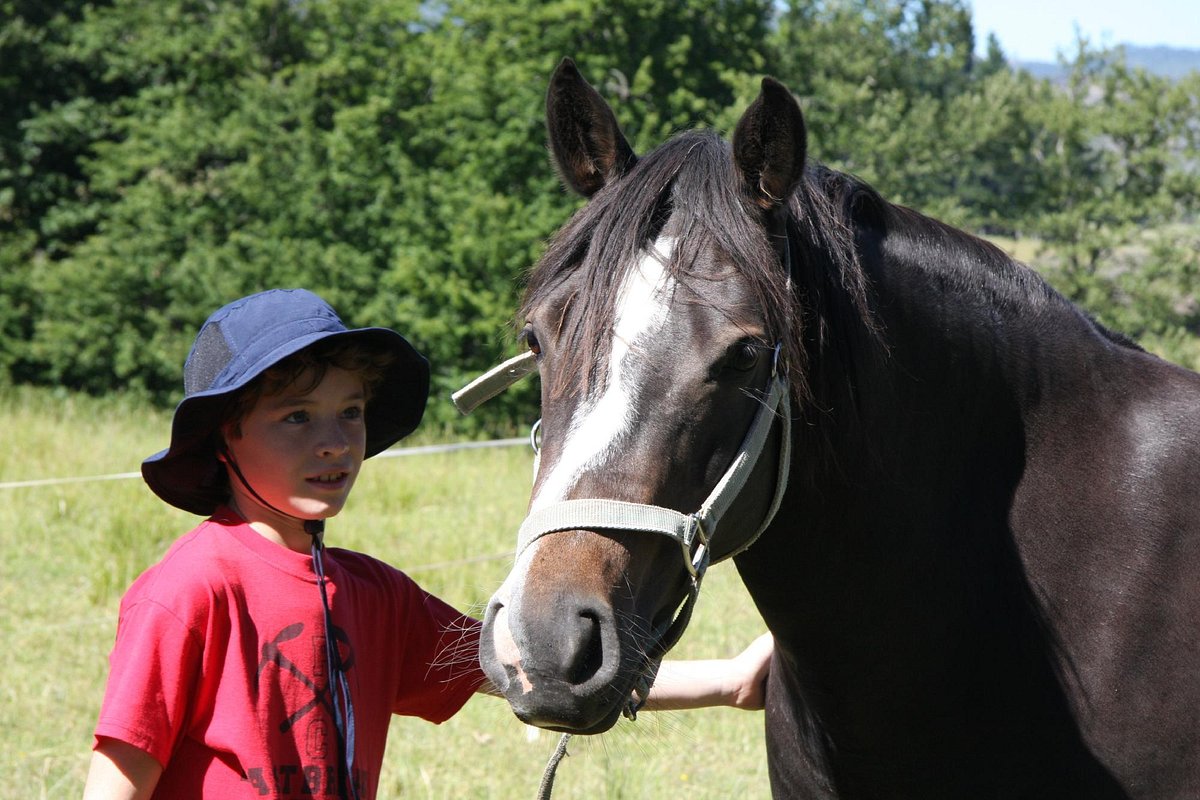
[2, 0, 1198, 432]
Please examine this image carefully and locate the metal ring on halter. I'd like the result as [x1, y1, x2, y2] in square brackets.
[529, 418, 542, 455]
[682, 514, 710, 579]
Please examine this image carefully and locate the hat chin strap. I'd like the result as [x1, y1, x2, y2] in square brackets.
[221, 450, 325, 538]
[222, 452, 359, 800]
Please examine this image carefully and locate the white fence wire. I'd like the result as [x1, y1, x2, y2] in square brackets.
[0, 437, 529, 491]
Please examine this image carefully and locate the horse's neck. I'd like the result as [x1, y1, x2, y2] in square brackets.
[769, 221, 1095, 571]
[736, 237, 1077, 753]
[819, 218, 1116, 453]
[741, 217, 1200, 789]
[748, 217, 1138, 608]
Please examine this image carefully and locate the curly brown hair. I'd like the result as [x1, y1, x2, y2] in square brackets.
[221, 337, 398, 440]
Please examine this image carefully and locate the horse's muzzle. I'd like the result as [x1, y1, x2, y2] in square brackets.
[480, 587, 630, 734]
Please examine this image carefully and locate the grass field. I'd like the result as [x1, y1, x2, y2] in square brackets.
[7, 282, 1196, 799]
[0, 386, 770, 800]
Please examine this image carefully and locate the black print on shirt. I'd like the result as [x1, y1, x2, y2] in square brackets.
[244, 764, 367, 797]
[257, 621, 356, 740]
[248, 622, 366, 798]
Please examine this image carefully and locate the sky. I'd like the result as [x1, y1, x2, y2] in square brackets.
[969, 0, 1200, 62]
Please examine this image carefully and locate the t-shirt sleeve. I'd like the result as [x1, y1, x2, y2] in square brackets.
[93, 594, 206, 766]
[392, 581, 486, 724]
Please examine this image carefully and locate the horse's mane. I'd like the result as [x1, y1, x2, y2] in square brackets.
[875, 189, 1142, 352]
[523, 130, 865, 403]
[522, 128, 1138, 403]
[798, 164, 1143, 355]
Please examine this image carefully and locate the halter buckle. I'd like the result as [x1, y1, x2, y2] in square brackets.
[683, 514, 710, 579]
[529, 418, 542, 455]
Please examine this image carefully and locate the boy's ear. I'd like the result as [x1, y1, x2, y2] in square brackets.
[215, 429, 232, 462]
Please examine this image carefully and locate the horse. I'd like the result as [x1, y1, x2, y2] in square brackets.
[473, 58, 1200, 798]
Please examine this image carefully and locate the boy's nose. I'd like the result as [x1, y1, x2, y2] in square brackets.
[316, 423, 353, 457]
[318, 440, 349, 457]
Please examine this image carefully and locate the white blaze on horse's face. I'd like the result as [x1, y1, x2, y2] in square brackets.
[530, 236, 678, 511]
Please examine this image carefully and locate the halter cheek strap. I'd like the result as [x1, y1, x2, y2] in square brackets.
[454, 344, 792, 719]
[516, 361, 790, 577]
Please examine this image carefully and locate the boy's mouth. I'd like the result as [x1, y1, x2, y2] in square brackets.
[309, 471, 350, 486]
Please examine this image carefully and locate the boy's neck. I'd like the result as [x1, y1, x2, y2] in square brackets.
[228, 497, 316, 554]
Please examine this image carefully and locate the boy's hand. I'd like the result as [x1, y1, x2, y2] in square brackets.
[642, 631, 775, 712]
[728, 632, 774, 710]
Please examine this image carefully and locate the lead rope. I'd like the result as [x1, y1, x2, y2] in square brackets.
[537, 733, 573, 800]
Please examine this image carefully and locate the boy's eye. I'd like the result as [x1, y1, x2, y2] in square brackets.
[284, 410, 310, 423]
[342, 405, 364, 420]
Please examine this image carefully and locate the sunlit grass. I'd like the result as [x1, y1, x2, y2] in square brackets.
[0, 387, 769, 800]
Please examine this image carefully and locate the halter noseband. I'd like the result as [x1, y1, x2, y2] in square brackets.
[512, 343, 789, 579]
[454, 341, 791, 712]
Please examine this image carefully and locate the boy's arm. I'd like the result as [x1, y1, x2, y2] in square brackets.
[83, 739, 163, 800]
[641, 632, 773, 711]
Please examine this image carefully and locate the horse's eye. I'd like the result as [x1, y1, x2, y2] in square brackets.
[730, 341, 759, 372]
[522, 327, 542, 356]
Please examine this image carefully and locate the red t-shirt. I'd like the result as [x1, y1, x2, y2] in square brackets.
[94, 509, 484, 799]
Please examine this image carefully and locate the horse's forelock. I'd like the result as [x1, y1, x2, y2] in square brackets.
[521, 131, 879, 408]
[522, 132, 695, 394]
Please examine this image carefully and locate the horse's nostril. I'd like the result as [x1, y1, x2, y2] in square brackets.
[562, 610, 604, 685]
[491, 604, 523, 668]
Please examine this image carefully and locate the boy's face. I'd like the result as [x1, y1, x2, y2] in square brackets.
[223, 365, 368, 525]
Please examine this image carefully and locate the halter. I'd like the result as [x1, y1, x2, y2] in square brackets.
[453, 340, 791, 712]
[458, 237, 795, 800]
[512, 344, 788, 576]
[456, 227, 795, 623]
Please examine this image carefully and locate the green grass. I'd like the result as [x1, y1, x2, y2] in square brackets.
[14, 279, 1195, 799]
[0, 387, 770, 800]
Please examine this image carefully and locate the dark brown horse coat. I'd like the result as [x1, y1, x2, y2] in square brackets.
[479, 59, 1200, 799]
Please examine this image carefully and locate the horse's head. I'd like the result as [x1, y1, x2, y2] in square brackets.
[479, 59, 807, 733]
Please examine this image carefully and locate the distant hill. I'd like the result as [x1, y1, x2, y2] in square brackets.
[1016, 44, 1200, 82]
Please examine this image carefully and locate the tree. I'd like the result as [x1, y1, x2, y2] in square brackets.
[5, 0, 1197, 424]
[1019, 42, 1199, 294]
[0, 0, 120, 385]
[7, 0, 778, 433]
[20, 1, 459, 397]
[377, 0, 775, 430]
[767, 0, 1011, 225]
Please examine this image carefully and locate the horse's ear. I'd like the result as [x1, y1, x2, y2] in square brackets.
[732, 77, 807, 209]
[546, 57, 637, 198]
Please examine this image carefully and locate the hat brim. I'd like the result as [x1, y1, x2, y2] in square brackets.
[142, 327, 429, 516]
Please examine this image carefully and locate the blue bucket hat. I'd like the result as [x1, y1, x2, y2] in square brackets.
[142, 289, 430, 516]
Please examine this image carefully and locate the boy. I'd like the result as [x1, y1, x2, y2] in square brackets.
[85, 288, 772, 800]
